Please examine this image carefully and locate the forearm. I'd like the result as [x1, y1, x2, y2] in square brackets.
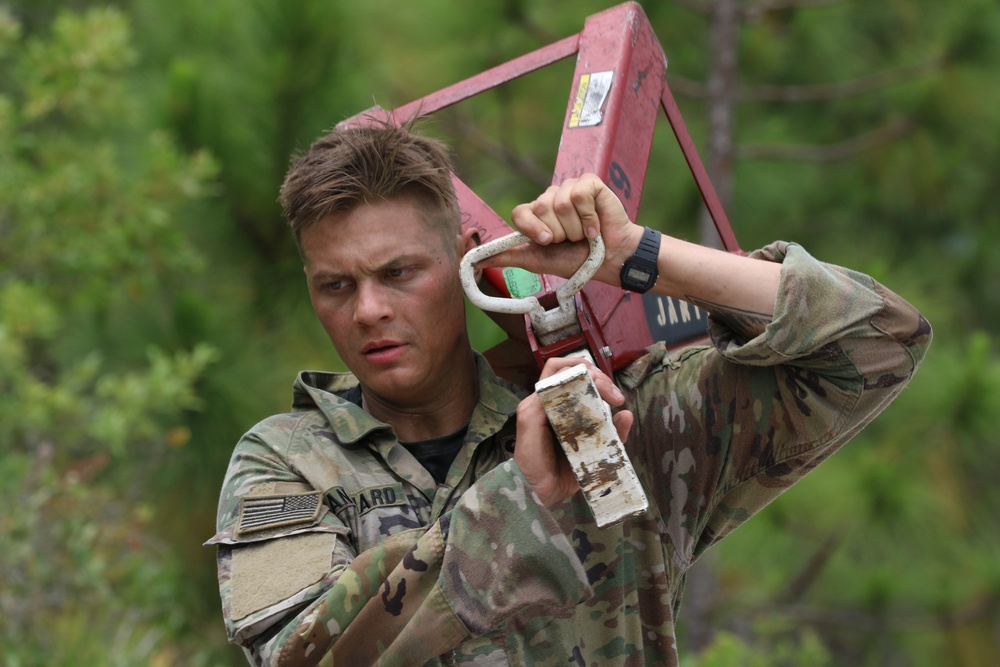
[650, 234, 782, 340]
[500, 174, 782, 339]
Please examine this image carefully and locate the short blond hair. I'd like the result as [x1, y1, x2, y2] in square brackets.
[279, 123, 460, 255]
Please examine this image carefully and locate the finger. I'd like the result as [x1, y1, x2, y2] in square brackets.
[536, 356, 626, 412]
[513, 180, 594, 246]
[514, 395, 555, 466]
[471, 237, 531, 270]
[612, 409, 634, 443]
[550, 181, 587, 242]
[514, 393, 578, 507]
[474, 238, 591, 281]
[591, 176, 627, 229]
[512, 186, 562, 245]
[591, 370, 625, 406]
[510, 202, 552, 245]
[568, 175, 603, 240]
[536, 355, 593, 381]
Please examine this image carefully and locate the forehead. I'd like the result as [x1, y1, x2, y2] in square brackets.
[301, 197, 455, 268]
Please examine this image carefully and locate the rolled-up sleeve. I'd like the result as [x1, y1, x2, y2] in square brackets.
[620, 241, 931, 566]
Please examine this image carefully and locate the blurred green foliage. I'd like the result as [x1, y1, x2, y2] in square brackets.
[1, 1, 998, 665]
[0, 5, 220, 664]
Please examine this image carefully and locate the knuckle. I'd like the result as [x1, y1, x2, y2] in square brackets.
[570, 186, 589, 203]
[517, 394, 540, 418]
[552, 197, 575, 215]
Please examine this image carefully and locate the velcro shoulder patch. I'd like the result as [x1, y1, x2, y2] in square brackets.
[236, 491, 323, 536]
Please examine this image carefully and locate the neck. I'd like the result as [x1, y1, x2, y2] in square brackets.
[361, 350, 480, 442]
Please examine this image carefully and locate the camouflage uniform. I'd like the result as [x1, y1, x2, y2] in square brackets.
[207, 242, 931, 666]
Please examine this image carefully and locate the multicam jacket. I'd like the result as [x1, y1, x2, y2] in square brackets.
[207, 242, 931, 666]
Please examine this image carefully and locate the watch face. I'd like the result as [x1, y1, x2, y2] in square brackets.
[625, 265, 653, 284]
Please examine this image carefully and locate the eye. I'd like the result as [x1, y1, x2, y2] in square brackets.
[386, 267, 412, 280]
[323, 277, 351, 292]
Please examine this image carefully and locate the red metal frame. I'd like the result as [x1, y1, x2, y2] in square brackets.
[339, 2, 741, 386]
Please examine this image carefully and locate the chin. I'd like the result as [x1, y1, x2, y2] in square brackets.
[362, 373, 425, 402]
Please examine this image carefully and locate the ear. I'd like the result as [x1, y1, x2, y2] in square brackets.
[460, 228, 483, 282]
[460, 228, 481, 254]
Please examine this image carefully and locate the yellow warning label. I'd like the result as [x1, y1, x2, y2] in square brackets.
[568, 70, 614, 129]
[569, 73, 591, 128]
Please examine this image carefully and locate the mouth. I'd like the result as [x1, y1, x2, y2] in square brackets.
[361, 340, 407, 363]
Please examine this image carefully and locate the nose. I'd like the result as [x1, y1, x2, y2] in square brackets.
[353, 280, 393, 326]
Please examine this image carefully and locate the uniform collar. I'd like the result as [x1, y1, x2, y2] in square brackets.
[290, 352, 524, 448]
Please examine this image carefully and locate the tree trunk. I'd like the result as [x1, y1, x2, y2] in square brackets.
[699, 0, 741, 248]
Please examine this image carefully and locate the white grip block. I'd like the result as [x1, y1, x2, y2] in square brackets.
[535, 364, 648, 528]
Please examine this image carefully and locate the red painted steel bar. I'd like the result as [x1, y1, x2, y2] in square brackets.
[339, 2, 740, 384]
[660, 83, 742, 254]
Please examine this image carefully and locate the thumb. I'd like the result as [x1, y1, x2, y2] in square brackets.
[475, 238, 591, 279]
[592, 179, 630, 231]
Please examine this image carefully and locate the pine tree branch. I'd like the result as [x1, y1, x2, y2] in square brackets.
[668, 59, 940, 103]
[743, 0, 853, 21]
[778, 532, 840, 603]
[737, 119, 919, 163]
[666, 73, 710, 98]
[675, 0, 851, 19]
[672, 0, 712, 16]
[445, 108, 552, 191]
[501, 0, 559, 44]
[737, 118, 918, 162]
[741, 59, 943, 102]
[768, 592, 1000, 632]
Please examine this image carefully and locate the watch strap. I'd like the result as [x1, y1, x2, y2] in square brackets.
[633, 226, 660, 262]
[619, 226, 661, 293]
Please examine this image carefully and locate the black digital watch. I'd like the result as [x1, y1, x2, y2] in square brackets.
[619, 226, 661, 293]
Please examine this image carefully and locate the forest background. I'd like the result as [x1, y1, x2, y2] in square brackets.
[2, 0, 998, 665]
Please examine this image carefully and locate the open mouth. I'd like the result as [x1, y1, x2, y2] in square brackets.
[362, 342, 406, 363]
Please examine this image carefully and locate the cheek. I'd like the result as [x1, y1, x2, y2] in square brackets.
[426, 280, 464, 317]
[314, 304, 351, 339]
[431, 295, 468, 342]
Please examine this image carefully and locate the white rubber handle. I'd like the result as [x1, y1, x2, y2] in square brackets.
[459, 232, 605, 336]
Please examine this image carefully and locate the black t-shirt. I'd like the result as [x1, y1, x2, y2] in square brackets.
[343, 385, 466, 484]
[399, 426, 468, 485]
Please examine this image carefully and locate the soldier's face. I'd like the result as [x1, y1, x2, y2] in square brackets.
[302, 197, 471, 405]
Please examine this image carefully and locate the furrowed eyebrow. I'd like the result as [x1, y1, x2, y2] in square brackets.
[309, 254, 425, 285]
[373, 254, 430, 277]
[379, 254, 422, 270]
[309, 270, 346, 286]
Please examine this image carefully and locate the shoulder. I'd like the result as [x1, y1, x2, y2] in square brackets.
[240, 409, 326, 451]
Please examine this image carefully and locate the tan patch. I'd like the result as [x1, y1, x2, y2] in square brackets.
[249, 481, 316, 497]
[230, 532, 335, 620]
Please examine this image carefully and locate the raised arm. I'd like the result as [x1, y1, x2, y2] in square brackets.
[479, 173, 781, 340]
[484, 173, 931, 565]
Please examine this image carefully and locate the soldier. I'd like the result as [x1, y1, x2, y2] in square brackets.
[206, 124, 931, 666]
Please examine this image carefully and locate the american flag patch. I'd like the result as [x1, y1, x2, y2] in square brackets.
[237, 492, 322, 535]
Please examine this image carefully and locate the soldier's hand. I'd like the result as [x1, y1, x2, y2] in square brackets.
[514, 357, 634, 508]
[478, 174, 645, 289]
